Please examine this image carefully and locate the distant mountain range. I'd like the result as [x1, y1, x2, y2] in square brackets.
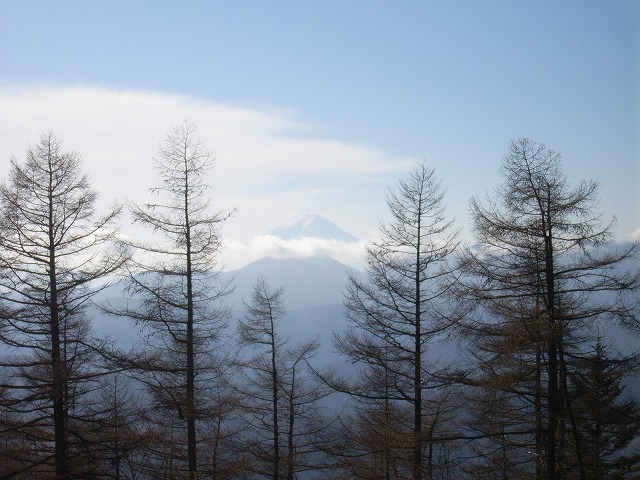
[90, 224, 639, 398]
[267, 213, 359, 243]
[92, 214, 361, 346]
[76, 230, 640, 415]
[92, 253, 357, 352]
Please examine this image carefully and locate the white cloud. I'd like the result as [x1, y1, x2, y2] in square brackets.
[222, 235, 368, 271]
[620, 229, 640, 243]
[0, 84, 412, 267]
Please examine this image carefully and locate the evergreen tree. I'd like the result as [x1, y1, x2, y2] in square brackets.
[568, 339, 640, 479]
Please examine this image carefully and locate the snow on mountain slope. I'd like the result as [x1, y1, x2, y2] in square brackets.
[267, 213, 359, 243]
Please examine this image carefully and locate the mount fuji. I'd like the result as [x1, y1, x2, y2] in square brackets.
[267, 213, 359, 243]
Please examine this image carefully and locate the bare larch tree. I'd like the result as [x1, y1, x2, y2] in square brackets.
[107, 121, 233, 479]
[331, 161, 461, 480]
[0, 133, 127, 478]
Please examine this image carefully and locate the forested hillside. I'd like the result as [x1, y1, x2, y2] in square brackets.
[0, 128, 638, 480]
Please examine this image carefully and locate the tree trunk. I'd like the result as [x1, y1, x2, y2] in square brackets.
[560, 346, 587, 480]
[271, 314, 280, 480]
[185, 176, 198, 479]
[51, 273, 67, 478]
[287, 383, 294, 480]
[544, 205, 558, 480]
[49, 168, 67, 479]
[535, 345, 543, 480]
[413, 221, 422, 480]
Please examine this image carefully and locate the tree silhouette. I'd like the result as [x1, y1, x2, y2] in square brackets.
[330, 161, 461, 480]
[0, 133, 127, 477]
[106, 121, 233, 479]
[236, 277, 331, 479]
[458, 138, 639, 479]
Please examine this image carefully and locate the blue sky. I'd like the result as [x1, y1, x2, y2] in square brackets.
[1, 1, 638, 268]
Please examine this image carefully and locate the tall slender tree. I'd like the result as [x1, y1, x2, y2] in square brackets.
[236, 277, 331, 480]
[458, 138, 639, 480]
[238, 277, 286, 479]
[0, 133, 127, 478]
[107, 121, 232, 479]
[331, 161, 461, 480]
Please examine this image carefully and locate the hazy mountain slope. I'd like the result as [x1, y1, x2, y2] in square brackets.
[87, 240, 639, 394]
[225, 255, 354, 310]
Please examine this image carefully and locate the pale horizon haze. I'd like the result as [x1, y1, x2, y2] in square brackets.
[1, 1, 638, 269]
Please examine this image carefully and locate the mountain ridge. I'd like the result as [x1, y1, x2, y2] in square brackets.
[223, 255, 355, 310]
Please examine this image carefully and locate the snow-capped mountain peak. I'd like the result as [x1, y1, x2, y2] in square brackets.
[267, 214, 358, 242]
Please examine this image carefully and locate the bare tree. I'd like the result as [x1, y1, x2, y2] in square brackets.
[238, 277, 285, 479]
[0, 133, 127, 478]
[458, 138, 639, 480]
[330, 161, 461, 480]
[106, 121, 233, 479]
[84, 372, 153, 479]
[236, 277, 332, 479]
